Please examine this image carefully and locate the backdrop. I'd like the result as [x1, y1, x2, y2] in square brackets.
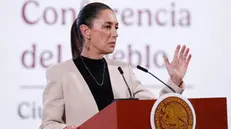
[1, 0, 230, 128]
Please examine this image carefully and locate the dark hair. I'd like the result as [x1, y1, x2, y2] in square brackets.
[71, 2, 113, 58]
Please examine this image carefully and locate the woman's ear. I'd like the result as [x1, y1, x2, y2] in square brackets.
[80, 24, 91, 40]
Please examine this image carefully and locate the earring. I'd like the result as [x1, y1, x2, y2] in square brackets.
[86, 38, 91, 50]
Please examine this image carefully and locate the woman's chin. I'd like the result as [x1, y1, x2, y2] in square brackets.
[104, 48, 115, 54]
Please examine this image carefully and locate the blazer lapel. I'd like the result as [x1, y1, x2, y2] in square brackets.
[69, 60, 99, 113]
[105, 58, 129, 99]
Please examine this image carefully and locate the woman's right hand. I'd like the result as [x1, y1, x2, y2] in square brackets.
[63, 125, 78, 129]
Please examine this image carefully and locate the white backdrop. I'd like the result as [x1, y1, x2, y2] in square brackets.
[0, 0, 231, 128]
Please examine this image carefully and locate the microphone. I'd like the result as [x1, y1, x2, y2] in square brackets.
[136, 65, 176, 93]
[117, 67, 137, 99]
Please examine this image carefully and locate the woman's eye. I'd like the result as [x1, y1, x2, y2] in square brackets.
[106, 26, 111, 29]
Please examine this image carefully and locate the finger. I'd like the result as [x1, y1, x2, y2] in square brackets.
[185, 54, 192, 67]
[179, 45, 186, 59]
[183, 48, 190, 60]
[173, 44, 181, 60]
[163, 55, 170, 66]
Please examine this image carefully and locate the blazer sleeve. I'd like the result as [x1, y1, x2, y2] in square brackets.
[128, 64, 156, 100]
[39, 68, 67, 129]
[128, 64, 185, 99]
[159, 79, 185, 96]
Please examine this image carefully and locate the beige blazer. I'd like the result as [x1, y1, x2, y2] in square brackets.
[39, 58, 184, 129]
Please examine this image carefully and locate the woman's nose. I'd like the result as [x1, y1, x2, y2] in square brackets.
[112, 29, 118, 38]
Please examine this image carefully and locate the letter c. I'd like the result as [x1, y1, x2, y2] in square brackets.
[21, 0, 39, 25]
[18, 102, 30, 119]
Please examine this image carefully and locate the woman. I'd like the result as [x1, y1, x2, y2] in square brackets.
[39, 2, 191, 129]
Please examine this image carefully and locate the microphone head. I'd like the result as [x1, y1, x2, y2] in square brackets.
[137, 65, 148, 72]
[118, 67, 124, 74]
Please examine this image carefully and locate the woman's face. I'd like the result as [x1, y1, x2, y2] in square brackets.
[88, 9, 119, 54]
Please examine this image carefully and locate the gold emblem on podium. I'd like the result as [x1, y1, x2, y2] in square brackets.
[150, 93, 196, 129]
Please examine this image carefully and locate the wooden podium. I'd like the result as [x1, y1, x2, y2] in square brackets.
[77, 97, 228, 129]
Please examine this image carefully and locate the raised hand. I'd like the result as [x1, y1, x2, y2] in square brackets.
[163, 45, 192, 86]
